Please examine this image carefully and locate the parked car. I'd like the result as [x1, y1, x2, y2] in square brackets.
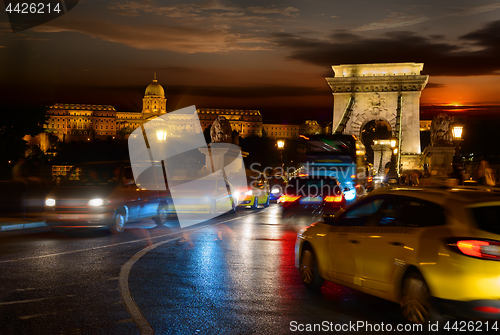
[237, 175, 270, 209]
[44, 161, 173, 233]
[295, 185, 500, 323]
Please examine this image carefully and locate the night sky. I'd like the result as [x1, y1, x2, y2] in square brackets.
[1, 0, 500, 122]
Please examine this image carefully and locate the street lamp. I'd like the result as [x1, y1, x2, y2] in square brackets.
[156, 129, 167, 141]
[451, 124, 464, 164]
[452, 125, 463, 141]
[277, 139, 285, 167]
[385, 138, 399, 185]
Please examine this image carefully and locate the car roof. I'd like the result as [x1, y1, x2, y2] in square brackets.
[366, 186, 500, 206]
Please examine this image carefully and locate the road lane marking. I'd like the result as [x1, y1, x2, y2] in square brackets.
[118, 213, 258, 334]
[0, 214, 254, 264]
[18, 309, 73, 320]
[119, 236, 178, 335]
[0, 295, 75, 306]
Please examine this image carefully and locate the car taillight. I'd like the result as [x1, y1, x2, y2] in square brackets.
[449, 239, 500, 261]
[367, 176, 373, 183]
[324, 195, 343, 203]
[472, 306, 500, 314]
[278, 195, 301, 203]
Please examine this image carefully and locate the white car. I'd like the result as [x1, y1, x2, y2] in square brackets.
[295, 186, 500, 323]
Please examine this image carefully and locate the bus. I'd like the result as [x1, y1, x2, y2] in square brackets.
[294, 134, 371, 201]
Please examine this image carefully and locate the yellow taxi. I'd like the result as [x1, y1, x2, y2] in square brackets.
[237, 175, 270, 209]
[295, 186, 500, 323]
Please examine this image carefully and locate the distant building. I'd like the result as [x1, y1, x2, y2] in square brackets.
[44, 74, 168, 142]
[196, 108, 262, 138]
[262, 124, 300, 139]
[419, 120, 431, 131]
[43, 103, 117, 142]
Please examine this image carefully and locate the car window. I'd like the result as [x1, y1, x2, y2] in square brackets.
[216, 179, 227, 194]
[344, 198, 384, 218]
[401, 199, 446, 227]
[248, 176, 266, 189]
[135, 164, 165, 189]
[471, 206, 500, 235]
[377, 196, 446, 227]
[66, 165, 121, 185]
[332, 197, 384, 226]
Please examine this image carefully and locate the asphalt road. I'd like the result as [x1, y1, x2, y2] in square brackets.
[0, 204, 432, 335]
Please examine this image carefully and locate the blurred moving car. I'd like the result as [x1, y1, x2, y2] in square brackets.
[280, 175, 346, 219]
[169, 176, 237, 215]
[44, 161, 173, 233]
[268, 175, 288, 202]
[237, 175, 270, 209]
[295, 186, 500, 323]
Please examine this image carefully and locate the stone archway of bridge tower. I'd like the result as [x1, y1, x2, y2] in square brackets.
[344, 105, 397, 140]
[357, 117, 394, 142]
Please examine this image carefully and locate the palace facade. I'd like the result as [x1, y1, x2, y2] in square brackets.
[42, 75, 327, 143]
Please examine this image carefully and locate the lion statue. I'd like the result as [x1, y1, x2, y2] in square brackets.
[210, 116, 233, 143]
[430, 113, 453, 146]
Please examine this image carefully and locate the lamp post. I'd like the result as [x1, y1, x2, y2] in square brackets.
[384, 138, 399, 185]
[451, 124, 464, 184]
[277, 139, 285, 168]
[451, 124, 463, 164]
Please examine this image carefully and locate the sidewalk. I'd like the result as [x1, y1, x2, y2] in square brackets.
[0, 214, 47, 232]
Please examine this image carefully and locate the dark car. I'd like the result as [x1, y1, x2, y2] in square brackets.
[279, 175, 346, 220]
[44, 161, 173, 233]
[268, 175, 288, 202]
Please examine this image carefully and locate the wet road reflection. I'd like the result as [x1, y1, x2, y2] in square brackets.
[0, 204, 420, 334]
[129, 204, 412, 334]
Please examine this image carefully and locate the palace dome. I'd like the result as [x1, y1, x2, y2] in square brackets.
[145, 75, 164, 96]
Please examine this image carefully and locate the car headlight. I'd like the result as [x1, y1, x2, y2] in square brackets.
[88, 198, 106, 206]
[271, 188, 281, 194]
[45, 198, 56, 207]
[246, 190, 253, 196]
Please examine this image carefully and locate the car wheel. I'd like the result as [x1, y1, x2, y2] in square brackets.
[110, 212, 125, 234]
[154, 201, 171, 227]
[300, 247, 324, 290]
[251, 196, 258, 209]
[401, 271, 433, 323]
[263, 194, 270, 208]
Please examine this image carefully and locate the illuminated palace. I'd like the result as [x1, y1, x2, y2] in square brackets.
[43, 75, 332, 142]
